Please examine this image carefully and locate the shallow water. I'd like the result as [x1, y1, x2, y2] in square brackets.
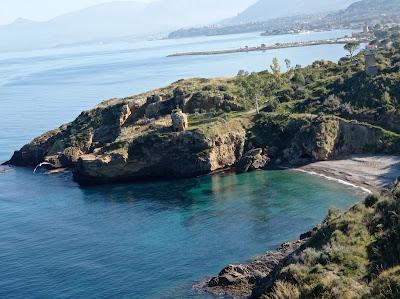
[0, 30, 365, 298]
[0, 168, 365, 298]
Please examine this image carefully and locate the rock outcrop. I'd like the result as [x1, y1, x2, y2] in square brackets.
[183, 91, 244, 114]
[235, 148, 269, 173]
[74, 119, 247, 184]
[6, 102, 131, 168]
[202, 226, 320, 298]
[203, 241, 304, 298]
[171, 109, 188, 132]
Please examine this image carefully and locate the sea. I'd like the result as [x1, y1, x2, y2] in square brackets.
[0, 29, 366, 298]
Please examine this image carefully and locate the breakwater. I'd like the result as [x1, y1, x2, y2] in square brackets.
[167, 37, 369, 57]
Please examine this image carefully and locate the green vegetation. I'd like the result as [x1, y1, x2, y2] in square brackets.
[260, 185, 400, 299]
[344, 42, 361, 59]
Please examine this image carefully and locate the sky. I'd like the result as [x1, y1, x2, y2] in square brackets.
[0, 0, 154, 26]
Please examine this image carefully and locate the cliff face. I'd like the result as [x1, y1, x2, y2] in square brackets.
[7, 102, 132, 168]
[251, 113, 400, 166]
[5, 80, 250, 184]
[5, 78, 400, 185]
[75, 119, 247, 184]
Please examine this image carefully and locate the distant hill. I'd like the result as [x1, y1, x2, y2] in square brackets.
[169, 0, 400, 39]
[227, 0, 358, 24]
[325, 0, 400, 22]
[0, 0, 256, 52]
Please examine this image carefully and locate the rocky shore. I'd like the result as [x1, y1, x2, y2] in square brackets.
[198, 239, 308, 298]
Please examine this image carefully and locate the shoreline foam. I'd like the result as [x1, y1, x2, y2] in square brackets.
[293, 168, 373, 194]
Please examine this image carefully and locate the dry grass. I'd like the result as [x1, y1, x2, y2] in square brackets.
[264, 281, 300, 299]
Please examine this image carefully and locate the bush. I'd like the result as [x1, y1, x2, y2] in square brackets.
[265, 281, 300, 299]
[365, 194, 380, 208]
[367, 266, 400, 299]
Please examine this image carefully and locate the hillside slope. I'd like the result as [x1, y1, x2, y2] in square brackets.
[228, 0, 357, 24]
[0, 0, 255, 52]
[325, 0, 400, 23]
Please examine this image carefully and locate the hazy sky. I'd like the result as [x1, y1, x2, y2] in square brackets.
[0, 0, 154, 26]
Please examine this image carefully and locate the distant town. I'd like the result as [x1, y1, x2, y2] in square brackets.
[167, 25, 374, 58]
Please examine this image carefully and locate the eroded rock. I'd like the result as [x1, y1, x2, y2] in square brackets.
[171, 109, 188, 132]
[236, 148, 269, 173]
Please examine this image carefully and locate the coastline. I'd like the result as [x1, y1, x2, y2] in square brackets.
[167, 36, 369, 58]
[293, 168, 373, 194]
[200, 155, 400, 298]
[295, 155, 400, 194]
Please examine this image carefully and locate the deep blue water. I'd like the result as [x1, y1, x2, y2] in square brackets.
[0, 30, 365, 298]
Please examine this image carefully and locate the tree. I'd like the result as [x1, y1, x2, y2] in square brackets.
[270, 58, 283, 89]
[270, 57, 281, 76]
[236, 72, 267, 114]
[344, 42, 360, 59]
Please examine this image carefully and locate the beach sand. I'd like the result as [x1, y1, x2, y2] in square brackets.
[296, 155, 400, 193]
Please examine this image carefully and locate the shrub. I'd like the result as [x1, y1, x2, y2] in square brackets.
[367, 266, 400, 299]
[365, 194, 380, 208]
[265, 281, 300, 299]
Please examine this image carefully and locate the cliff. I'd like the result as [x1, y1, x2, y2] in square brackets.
[5, 78, 400, 185]
[5, 78, 251, 184]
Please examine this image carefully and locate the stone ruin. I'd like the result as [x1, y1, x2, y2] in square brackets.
[171, 109, 188, 132]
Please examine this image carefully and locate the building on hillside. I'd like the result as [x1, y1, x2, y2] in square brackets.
[365, 44, 378, 76]
[353, 23, 374, 39]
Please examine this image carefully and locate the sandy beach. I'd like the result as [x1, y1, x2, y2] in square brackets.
[296, 155, 400, 193]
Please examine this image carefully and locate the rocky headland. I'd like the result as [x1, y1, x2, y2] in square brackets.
[4, 76, 400, 185]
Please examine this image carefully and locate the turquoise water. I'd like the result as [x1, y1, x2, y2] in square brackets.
[0, 30, 365, 298]
[0, 169, 364, 298]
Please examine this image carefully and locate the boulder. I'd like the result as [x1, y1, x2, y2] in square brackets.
[171, 110, 188, 132]
[236, 148, 269, 173]
[145, 91, 186, 119]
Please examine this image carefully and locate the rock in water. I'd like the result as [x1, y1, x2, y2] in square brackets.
[236, 148, 269, 173]
[0, 165, 10, 174]
[171, 109, 188, 132]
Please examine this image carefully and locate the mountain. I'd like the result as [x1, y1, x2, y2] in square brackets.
[325, 0, 400, 22]
[228, 0, 358, 24]
[0, 0, 256, 52]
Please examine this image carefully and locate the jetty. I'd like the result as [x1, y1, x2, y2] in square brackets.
[167, 37, 370, 57]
